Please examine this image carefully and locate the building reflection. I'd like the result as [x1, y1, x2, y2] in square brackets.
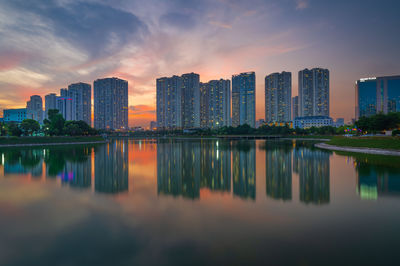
[355, 157, 400, 200]
[157, 140, 201, 199]
[265, 144, 292, 201]
[60, 147, 92, 189]
[95, 141, 129, 194]
[200, 140, 231, 192]
[293, 148, 330, 205]
[3, 149, 43, 176]
[232, 141, 256, 200]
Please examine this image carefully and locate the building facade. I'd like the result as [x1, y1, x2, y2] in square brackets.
[94, 78, 128, 130]
[200, 79, 231, 128]
[68, 82, 92, 125]
[200, 82, 210, 128]
[26, 95, 43, 124]
[355, 75, 400, 119]
[181, 73, 200, 128]
[156, 76, 182, 129]
[299, 68, 329, 117]
[3, 108, 27, 123]
[292, 96, 299, 119]
[45, 93, 57, 119]
[57, 94, 75, 121]
[232, 72, 256, 127]
[265, 72, 291, 123]
[294, 116, 333, 129]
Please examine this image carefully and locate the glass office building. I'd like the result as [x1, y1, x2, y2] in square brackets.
[355, 75, 400, 119]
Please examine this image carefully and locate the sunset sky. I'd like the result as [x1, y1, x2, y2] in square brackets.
[0, 0, 399, 127]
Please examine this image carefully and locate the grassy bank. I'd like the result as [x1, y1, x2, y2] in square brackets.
[0, 136, 105, 145]
[327, 136, 400, 151]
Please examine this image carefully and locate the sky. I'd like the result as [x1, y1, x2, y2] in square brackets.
[0, 0, 400, 127]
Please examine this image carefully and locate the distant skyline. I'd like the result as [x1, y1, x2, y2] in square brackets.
[0, 0, 400, 127]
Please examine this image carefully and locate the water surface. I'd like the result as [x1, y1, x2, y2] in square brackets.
[0, 139, 399, 266]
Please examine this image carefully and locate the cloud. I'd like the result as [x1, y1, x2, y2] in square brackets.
[129, 105, 156, 115]
[159, 12, 196, 30]
[295, 0, 309, 10]
[209, 21, 232, 29]
[4, 0, 148, 58]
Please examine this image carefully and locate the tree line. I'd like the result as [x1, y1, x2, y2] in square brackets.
[355, 112, 400, 134]
[1, 109, 98, 137]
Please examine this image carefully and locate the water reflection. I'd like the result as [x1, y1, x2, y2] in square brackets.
[265, 142, 292, 201]
[294, 147, 330, 205]
[4, 149, 43, 176]
[200, 140, 231, 192]
[232, 141, 256, 200]
[157, 140, 201, 199]
[0, 141, 130, 194]
[351, 154, 400, 200]
[95, 142, 129, 194]
[2, 139, 400, 203]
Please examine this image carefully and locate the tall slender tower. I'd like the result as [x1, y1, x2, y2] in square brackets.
[292, 96, 299, 119]
[45, 93, 57, 119]
[232, 72, 255, 127]
[26, 95, 43, 124]
[156, 76, 182, 129]
[265, 72, 292, 123]
[181, 73, 200, 128]
[299, 68, 329, 117]
[68, 82, 92, 126]
[94, 77, 128, 130]
[200, 79, 231, 128]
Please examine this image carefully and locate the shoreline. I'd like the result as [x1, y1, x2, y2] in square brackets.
[0, 140, 108, 148]
[315, 142, 400, 156]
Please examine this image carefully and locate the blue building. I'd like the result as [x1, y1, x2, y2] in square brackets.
[3, 108, 27, 123]
[356, 75, 400, 119]
[232, 72, 256, 128]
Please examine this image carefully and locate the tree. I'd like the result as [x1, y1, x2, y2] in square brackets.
[7, 122, 22, 137]
[44, 109, 65, 136]
[0, 121, 7, 136]
[63, 120, 97, 136]
[20, 119, 40, 136]
[63, 121, 83, 136]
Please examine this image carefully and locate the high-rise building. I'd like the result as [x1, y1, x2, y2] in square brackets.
[200, 79, 231, 128]
[156, 76, 182, 129]
[265, 72, 291, 123]
[292, 96, 299, 119]
[200, 82, 210, 128]
[57, 93, 75, 121]
[68, 82, 92, 125]
[232, 72, 256, 127]
[181, 73, 200, 128]
[355, 75, 400, 119]
[45, 93, 57, 119]
[94, 77, 128, 130]
[26, 95, 43, 123]
[299, 68, 329, 117]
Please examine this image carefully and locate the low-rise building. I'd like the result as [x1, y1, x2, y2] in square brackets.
[334, 118, 344, 127]
[294, 116, 333, 129]
[3, 108, 27, 123]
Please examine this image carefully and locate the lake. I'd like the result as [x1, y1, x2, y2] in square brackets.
[0, 139, 399, 266]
